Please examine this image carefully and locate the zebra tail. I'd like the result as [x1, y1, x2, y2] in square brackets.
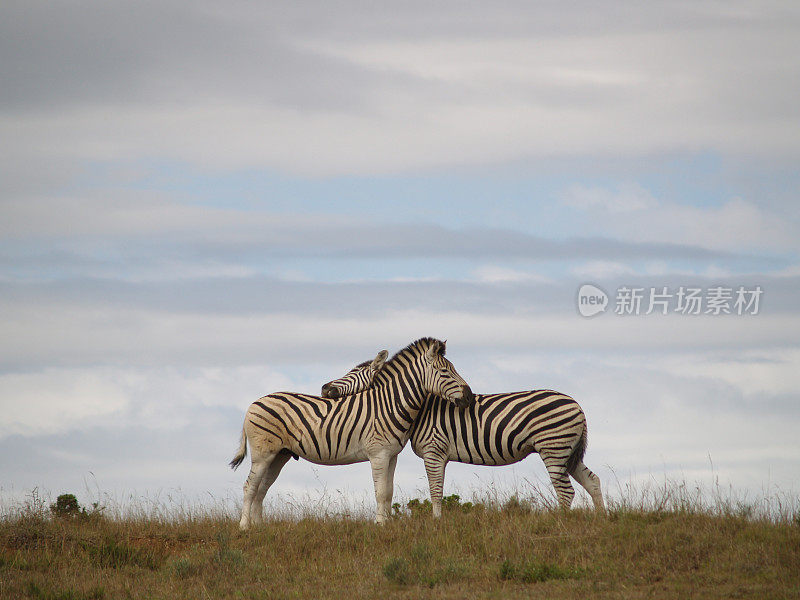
[229, 424, 248, 470]
[565, 426, 587, 476]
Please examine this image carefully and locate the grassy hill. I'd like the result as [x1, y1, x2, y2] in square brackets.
[1, 490, 799, 599]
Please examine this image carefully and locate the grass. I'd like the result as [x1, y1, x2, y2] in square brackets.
[1, 487, 799, 599]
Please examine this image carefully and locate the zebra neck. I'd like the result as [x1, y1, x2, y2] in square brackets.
[374, 358, 427, 414]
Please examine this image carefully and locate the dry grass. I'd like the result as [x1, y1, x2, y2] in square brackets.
[1, 485, 799, 600]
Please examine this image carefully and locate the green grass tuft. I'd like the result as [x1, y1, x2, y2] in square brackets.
[168, 556, 202, 579]
[499, 558, 583, 583]
[25, 581, 105, 600]
[382, 557, 411, 585]
[81, 537, 163, 570]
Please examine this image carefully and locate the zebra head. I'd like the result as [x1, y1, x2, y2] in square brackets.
[321, 350, 388, 399]
[418, 339, 474, 408]
[322, 340, 475, 408]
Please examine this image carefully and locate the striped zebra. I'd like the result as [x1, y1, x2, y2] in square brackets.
[321, 351, 604, 517]
[230, 338, 474, 529]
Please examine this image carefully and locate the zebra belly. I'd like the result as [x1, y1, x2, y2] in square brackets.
[291, 435, 370, 465]
[449, 447, 534, 466]
[301, 452, 369, 466]
[411, 432, 531, 466]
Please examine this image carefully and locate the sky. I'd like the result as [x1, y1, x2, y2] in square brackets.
[1, 1, 799, 517]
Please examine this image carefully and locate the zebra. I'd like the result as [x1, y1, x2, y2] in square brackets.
[230, 338, 474, 529]
[321, 351, 604, 518]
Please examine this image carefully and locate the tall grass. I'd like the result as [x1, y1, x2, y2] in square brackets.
[5, 471, 796, 524]
[1, 481, 798, 599]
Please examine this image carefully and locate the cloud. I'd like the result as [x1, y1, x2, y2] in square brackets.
[2, 289, 798, 372]
[470, 265, 552, 284]
[2, 2, 799, 175]
[560, 185, 799, 253]
[653, 349, 800, 398]
[561, 183, 657, 213]
[1, 193, 741, 280]
[571, 260, 637, 279]
[0, 1, 381, 114]
[0, 369, 129, 437]
[0, 366, 301, 439]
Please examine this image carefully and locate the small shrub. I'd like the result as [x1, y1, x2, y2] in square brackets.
[50, 494, 81, 518]
[441, 494, 461, 511]
[501, 495, 531, 515]
[406, 498, 432, 515]
[49, 493, 105, 521]
[403, 494, 483, 516]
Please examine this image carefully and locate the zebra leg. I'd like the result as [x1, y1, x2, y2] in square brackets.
[369, 451, 398, 524]
[239, 452, 275, 531]
[540, 453, 575, 509]
[570, 460, 605, 511]
[423, 453, 448, 519]
[250, 450, 292, 525]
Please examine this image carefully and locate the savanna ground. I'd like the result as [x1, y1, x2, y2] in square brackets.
[1, 484, 799, 600]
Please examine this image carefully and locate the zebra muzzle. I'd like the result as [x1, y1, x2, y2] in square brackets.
[320, 383, 340, 399]
[456, 385, 475, 408]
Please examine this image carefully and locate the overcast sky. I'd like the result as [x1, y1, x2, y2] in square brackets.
[1, 1, 799, 516]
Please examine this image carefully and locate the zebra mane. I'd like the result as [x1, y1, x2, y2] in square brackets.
[343, 338, 445, 391]
[385, 337, 445, 366]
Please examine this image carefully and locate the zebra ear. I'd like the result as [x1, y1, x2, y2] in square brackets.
[371, 350, 388, 373]
[425, 340, 444, 361]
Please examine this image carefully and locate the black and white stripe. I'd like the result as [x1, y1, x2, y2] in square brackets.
[231, 338, 473, 529]
[322, 356, 604, 517]
[320, 350, 387, 400]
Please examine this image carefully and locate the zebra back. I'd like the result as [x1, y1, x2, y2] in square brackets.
[410, 390, 586, 465]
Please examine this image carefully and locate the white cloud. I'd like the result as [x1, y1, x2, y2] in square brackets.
[561, 185, 798, 253]
[773, 264, 800, 278]
[0, 369, 129, 437]
[561, 183, 657, 213]
[0, 192, 348, 240]
[2, 301, 797, 372]
[571, 260, 636, 279]
[648, 198, 799, 252]
[654, 349, 800, 398]
[471, 265, 552, 284]
[0, 366, 302, 439]
[2, 4, 799, 176]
